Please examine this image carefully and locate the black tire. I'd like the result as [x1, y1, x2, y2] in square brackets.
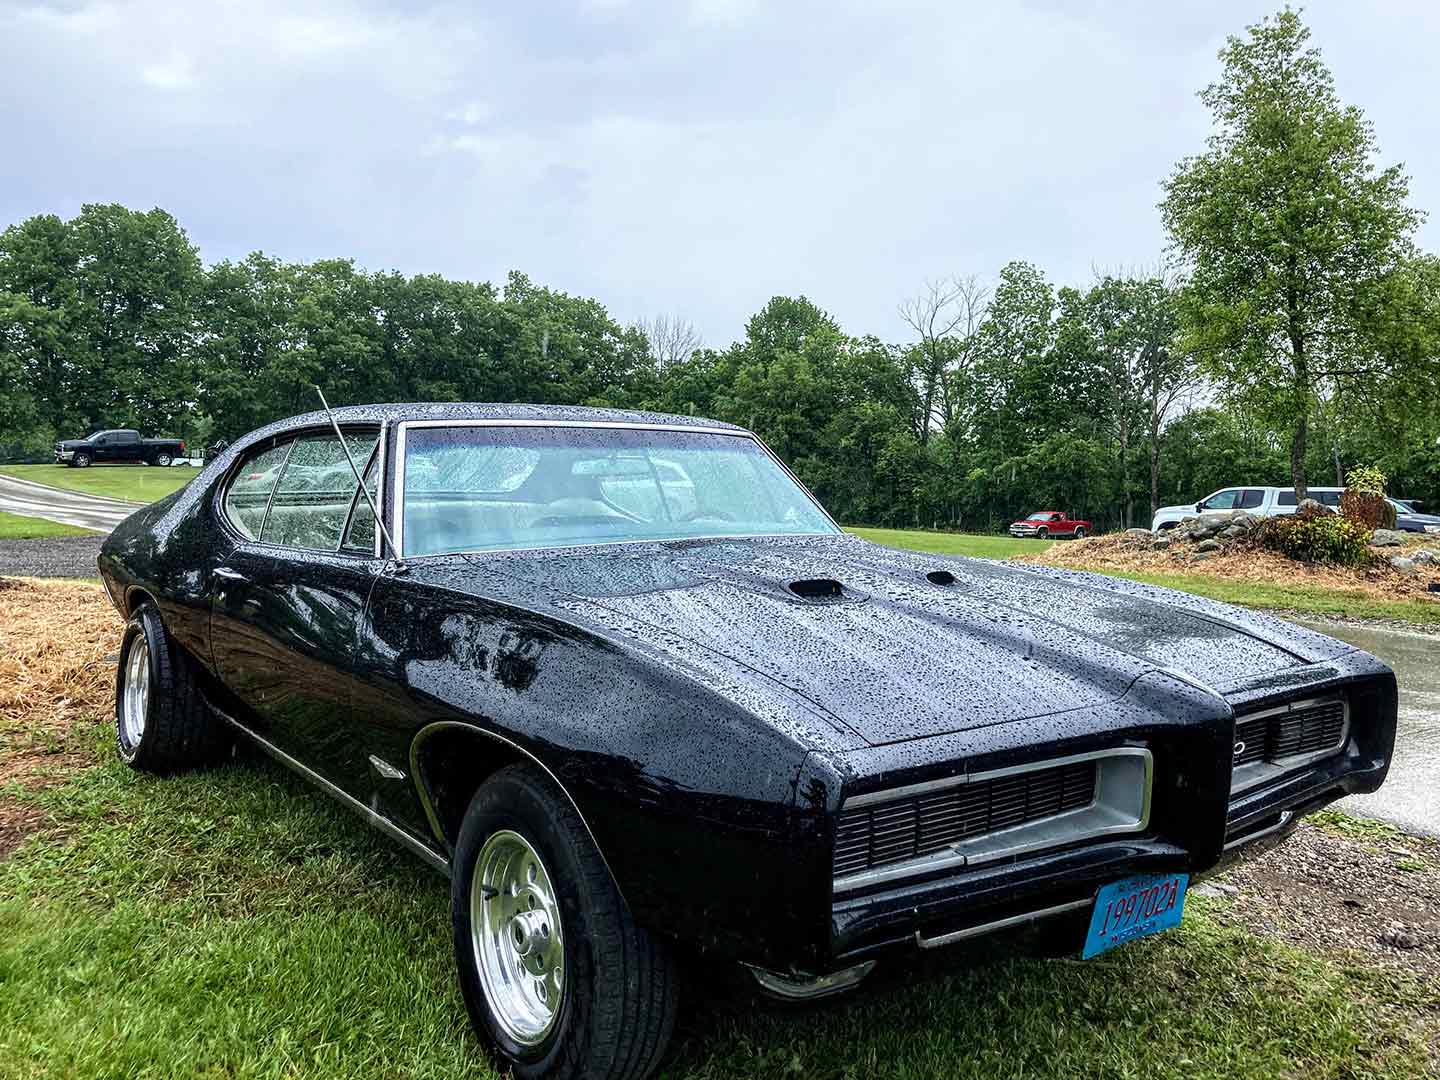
[73, 452, 91, 468]
[1036, 527, 1049, 538]
[452, 765, 678, 1080]
[1073, 526, 1087, 539]
[154, 452, 173, 467]
[115, 604, 229, 772]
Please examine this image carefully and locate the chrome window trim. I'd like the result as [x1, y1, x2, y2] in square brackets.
[833, 747, 1153, 895]
[1230, 696, 1349, 796]
[390, 419, 841, 559]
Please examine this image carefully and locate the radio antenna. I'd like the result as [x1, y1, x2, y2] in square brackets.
[314, 386, 402, 564]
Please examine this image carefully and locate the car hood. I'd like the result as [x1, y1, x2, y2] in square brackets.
[1155, 503, 1196, 518]
[459, 534, 1349, 748]
[56, 439, 87, 448]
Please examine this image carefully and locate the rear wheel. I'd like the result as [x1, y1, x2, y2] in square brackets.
[154, 452, 173, 467]
[453, 765, 678, 1080]
[72, 452, 91, 468]
[1072, 526, 1087, 539]
[115, 604, 229, 772]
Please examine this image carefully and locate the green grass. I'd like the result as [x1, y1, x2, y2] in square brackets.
[2, 720, 1435, 1078]
[848, 526, 1054, 560]
[0, 509, 95, 539]
[853, 526, 1440, 627]
[0, 463, 194, 504]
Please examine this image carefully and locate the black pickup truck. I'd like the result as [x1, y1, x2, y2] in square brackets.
[54, 429, 187, 468]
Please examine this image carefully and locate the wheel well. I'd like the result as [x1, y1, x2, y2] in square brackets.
[411, 726, 526, 848]
[123, 586, 159, 618]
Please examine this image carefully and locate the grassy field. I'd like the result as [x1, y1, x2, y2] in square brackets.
[852, 527, 1440, 626]
[848, 526, 1054, 560]
[4, 734, 1434, 1079]
[0, 510, 95, 540]
[1, 580, 1435, 1079]
[0, 462, 195, 503]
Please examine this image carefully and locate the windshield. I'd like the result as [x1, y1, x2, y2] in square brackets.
[399, 425, 839, 556]
[1026, 513, 1053, 521]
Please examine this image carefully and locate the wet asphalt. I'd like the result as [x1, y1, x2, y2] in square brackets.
[1299, 619, 1440, 837]
[0, 473, 139, 531]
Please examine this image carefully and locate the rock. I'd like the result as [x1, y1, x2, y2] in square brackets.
[1124, 528, 1152, 541]
[1378, 927, 1421, 950]
[1369, 529, 1405, 547]
[1195, 538, 1222, 553]
[1388, 845, 1415, 858]
[1216, 883, 1240, 897]
[1191, 552, 1216, 562]
[1221, 525, 1246, 539]
[1411, 548, 1439, 565]
[1296, 497, 1335, 517]
[1389, 556, 1417, 577]
[1191, 882, 1226, 899]
[1229, 510, 1257, 529]
[1151, 536, 1172, 550]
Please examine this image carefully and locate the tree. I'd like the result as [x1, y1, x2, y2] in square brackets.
[1161, 8, 1423, 500]
[897, 276, 987, 442]
[635, 315, 702, 370]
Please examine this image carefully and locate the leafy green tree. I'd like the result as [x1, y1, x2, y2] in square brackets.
[1161, 9, 1424, 499]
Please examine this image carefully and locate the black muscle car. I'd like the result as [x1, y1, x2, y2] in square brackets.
[98, 403, 1398, 1080]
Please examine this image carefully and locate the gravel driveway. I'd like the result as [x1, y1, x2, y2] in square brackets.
[0, 535, 105, 579]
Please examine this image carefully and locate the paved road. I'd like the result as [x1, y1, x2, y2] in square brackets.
[1298, 619, 1440, 837]
[0, 473, 140, 532]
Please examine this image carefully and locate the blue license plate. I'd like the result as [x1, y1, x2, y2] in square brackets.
[1082, 872, 1188, 959]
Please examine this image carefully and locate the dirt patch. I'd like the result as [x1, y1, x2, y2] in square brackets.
[0, 577, 120, 788]
[1203, 820, 1440, 984]
[0, 797, 52, 861]
[1023, 532, 1440, 603]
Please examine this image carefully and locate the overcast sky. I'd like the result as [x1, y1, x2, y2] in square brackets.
[3, 0, 1438, 346]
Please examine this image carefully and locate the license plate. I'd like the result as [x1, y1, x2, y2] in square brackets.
[1082, 872, 1188, 959]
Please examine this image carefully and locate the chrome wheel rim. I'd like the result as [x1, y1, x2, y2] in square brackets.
[121, 634, 150, 749]
[471, 829, 565, 1046]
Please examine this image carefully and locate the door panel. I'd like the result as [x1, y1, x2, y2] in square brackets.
[211, 547, 379, 788]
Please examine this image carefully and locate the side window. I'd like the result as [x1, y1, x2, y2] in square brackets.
[1204, 489, 1239, 510]
[224, 441, 293, 540]
[1319, 490, 1342, 506]
[263, 431, 379, 550]
[1238, 489, 1265, 509]
[1277, 489, 1297, 506]
[341, 448, 381, 553]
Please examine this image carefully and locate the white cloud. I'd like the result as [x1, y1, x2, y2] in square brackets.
[140, 53, 195, 89]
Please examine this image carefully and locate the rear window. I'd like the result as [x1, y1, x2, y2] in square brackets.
[1277, 490, 1297, 507]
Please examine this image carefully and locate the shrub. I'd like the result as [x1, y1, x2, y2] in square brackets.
[1340, 488, 1394, 529]
[1258, 513, 1374, 566]
[1346, 464, 1387, 496]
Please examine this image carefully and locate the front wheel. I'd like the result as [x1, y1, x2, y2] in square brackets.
[1036, 527, 1049, 538]
[453, 765, 678, 1080]
[72, 452, 91, 468]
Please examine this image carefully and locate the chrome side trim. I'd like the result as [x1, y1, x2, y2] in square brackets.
[218, 710, 450, 876]
[407, 720, 627, 906]
[834, 748, 1152, 895]
[1223, 809, 1294, 852]
[390, 419, 841, 559]
[915, 899, 1091, 949]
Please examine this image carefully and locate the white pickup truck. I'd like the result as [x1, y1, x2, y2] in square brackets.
[1151, 486, 1344, 532]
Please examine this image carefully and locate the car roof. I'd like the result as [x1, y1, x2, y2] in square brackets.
[244, 402, 745, 444]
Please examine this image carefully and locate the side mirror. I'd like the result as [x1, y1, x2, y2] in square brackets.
[1194, 502, 1204, 513]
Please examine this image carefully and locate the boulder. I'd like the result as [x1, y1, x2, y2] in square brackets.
[1229, 511, 1258, 530]
[1369, 529, 1406, 548]
[1194, 538, 1223, 553]
[1220, 524, 1246, 539]
[1410, 548, 1439, 565]
[1389, 556, 1418, 577]
[1151, 536, 1172, 550]
[1296, 497, 1335, 517]
[1191, 551, 1216, 562]
[1123, 528, 1152, 542]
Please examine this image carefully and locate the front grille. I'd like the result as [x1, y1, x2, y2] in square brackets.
[1233, 698, 1346, 767]
[834, 760, 1097, 878]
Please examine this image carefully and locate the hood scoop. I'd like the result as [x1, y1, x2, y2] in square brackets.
[788, 577, 846, 601]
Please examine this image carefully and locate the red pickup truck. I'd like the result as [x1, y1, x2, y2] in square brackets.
[1008, 510, 1090, 539]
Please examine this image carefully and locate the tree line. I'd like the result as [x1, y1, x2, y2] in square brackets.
[2, 10, 1438, 531]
